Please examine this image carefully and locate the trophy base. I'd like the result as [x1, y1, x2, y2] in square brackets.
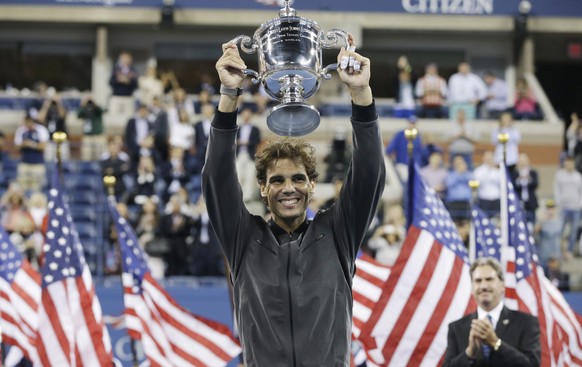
[266, 102, 320, 137]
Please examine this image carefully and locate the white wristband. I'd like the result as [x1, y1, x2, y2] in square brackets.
[220, 84, 244, 96]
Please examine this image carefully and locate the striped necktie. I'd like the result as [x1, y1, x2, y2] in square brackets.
[482, 314, 493, 360]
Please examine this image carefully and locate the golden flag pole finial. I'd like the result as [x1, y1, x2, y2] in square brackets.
[497, 132, 509, 166]
[103, 175, 117, 197]
[404, 127, 418, 158]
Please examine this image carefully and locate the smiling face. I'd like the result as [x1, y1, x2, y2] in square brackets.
[260, 158, 315, 233]
[471, 265, 505, 311]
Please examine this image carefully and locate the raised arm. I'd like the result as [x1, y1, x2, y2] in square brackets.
[331, 41, 386, 260]
[201, 43, 249, 266]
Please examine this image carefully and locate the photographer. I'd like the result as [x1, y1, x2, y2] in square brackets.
[38, 93, 68, 160]
[78, 95, 106, 160]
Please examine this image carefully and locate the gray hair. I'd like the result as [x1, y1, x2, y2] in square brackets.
[469, 257, 504, 281]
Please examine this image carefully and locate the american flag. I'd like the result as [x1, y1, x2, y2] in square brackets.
[498, 165, 582, 366]
[359, 165, 476, 366]
[352, 252, 391, 339]
[470, 204, 502, 261]
[107, 196, 242, 367]
[36, 170, 113, 366]
[0, 226, 41, 365]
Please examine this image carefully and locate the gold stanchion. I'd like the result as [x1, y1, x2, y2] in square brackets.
[404, 127, 418, 158]
[497, 132, 509, 166]
[52, 131, 67, 172]
[103, 175, 116, 197]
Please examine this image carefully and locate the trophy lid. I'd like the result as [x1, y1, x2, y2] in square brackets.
[279, 0, 296, 17]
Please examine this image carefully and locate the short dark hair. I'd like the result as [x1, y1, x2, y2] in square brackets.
[255, 139, 319, 185]
[470, 257, 504, 281]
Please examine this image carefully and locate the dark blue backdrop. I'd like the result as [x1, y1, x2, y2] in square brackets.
[1, 0, 581, 18]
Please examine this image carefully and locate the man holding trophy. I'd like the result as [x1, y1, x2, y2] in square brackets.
[202, 8, 386, 365]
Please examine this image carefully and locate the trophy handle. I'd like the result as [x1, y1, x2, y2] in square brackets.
[229, 34, 258, 54]
[229, 35, 261, 84]
[320, 28, 350, 80]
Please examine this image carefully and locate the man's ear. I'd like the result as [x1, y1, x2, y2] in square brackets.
[260, 184, 267, 197]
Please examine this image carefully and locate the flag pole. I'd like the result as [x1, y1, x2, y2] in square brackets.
[104, 176, 139, 367]
[468, 179, 480, 262]
[404, 127, 418, 230]
[497, 132, 510, 271]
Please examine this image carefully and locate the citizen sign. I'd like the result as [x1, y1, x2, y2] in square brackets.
[402, 0, 493, 15]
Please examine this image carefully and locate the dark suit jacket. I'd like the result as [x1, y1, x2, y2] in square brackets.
[443, 307, 540, 367]
[510, 169, 539, 212]
[124, 117, 153, 161]
[236, 124, 261, 160]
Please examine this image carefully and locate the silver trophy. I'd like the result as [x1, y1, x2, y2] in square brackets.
[230, 0, 350, 136]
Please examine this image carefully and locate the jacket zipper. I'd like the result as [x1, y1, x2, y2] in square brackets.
[286, 235, 297, 367]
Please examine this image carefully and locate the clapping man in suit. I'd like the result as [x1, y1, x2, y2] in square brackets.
[443, 257, 540, 366]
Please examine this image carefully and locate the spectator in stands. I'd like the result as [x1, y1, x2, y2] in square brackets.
[415, 63, 448, 118]
[168, 107, 195, 154]
[1, 184, 30, 234]
[236, 106, 262, 202]
[150, 95, 170, 162]
[544, 257, 570, 292]
[324, 128, 352, 184]
[110, 51, 138, 96]
[159, 194, 195, 276]
[483, 71, 508, 120]
[445, 155, 473, 221]
[196, 72, 217, 96]
[101, 137, 131, 201]
[513, 77, 539, 121]
[170, 87, 195, 120]
[447, 62, 487, 121]
[420, 151, 447, 199]
[554, 155, 582, 259]
[160, 69, 180, 95]
[534, 199, 563, 266]
[0, 130, 5, 160]
[443, 257, 540, 366]
[27, 191, 47, 232]
[511, 153, 539, 226]
[367, 223, 404, 266]
[161, 146, 189, 202]
[444, 109, 479, 170]
[77, 95, 106, 161]
[37, 93, 69, 161]
[491, 112, 521, 172]
[393, 55, 417, 118]
[138, 60, 164, 106]
[385, 115, 425, 180]
[127, 155, 158, 206]
[13, 115, 50, 192]
[109, 51, 138, 120]
[135, 197, 166, 279]
[191, 198, 224, 276]
[124, 103, 154, 170]
[473, 151, 501, 218]
[193, 103, 215, 173]
[566, 112, 582, 173]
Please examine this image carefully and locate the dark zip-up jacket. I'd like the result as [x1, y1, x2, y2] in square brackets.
[202, 102, 386, 367]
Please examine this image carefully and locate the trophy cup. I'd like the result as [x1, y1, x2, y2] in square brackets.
[230, 0, 351, 136]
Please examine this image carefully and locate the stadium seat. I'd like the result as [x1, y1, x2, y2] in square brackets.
[75, 222, 98, 239]
[65, 191, 98, 206]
